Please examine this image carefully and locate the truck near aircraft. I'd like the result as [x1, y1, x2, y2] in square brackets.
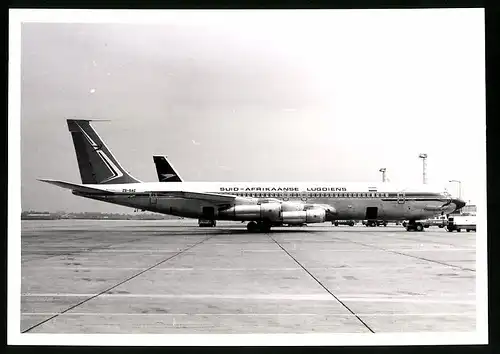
[446, 214, 476, 232]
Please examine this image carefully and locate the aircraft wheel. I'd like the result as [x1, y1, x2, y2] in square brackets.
[334, 222, 339, 226]
[457, 229, 461, 232]
[260, 222, 271, 233]
[415, 223, 424, 232]
[247, 221, 258, 232]
[438, 225, 444, 228]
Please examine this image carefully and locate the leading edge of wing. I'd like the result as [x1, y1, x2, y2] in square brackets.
[37, 179, 114, 195]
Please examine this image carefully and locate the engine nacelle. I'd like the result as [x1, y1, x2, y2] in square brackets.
[282, 209, 326, 225]
[281, 202, 306, 212]
[219, 203, 282, 221]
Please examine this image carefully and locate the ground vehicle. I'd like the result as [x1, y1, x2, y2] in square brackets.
[198, 219, 216, 227]
[415, 215, 449, 228]
[362, 220, 388, 227]
[332, 220, 356, 226]
[446, 214, 476, 232]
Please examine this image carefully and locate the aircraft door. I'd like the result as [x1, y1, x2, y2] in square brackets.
[150, 192, 158, 206]
[365, 207, 378, 220]
[397, 192, 406, 204]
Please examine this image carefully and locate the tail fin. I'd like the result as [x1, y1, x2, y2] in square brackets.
[153, 155, 183, 182]
[67, 119, 141, 184]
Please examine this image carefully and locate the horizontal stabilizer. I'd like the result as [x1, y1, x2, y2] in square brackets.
[38, 179, 113, 195]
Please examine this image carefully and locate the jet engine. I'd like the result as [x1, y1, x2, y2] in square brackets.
[281, 202, 306, 212]
[219, 203, 282, 221]
[281, 209, 326, 225]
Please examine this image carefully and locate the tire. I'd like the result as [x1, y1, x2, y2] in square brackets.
[466, 229, 471, 232]
[334, 222, 339, 226]
[415, 223, 424, 232]
[247, 221, 258, 232]
[349, 222, 354, 227]
[457, 229, 461, 232]
[260, 223, 271, 233]
[438, 225, 444, 228]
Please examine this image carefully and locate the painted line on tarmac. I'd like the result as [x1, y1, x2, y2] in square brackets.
[21, 293, 476, 304]
[318, 248, 475, 252]
[21, 293, 336, 300]
[23, 265, 473, 271]
[268, 234, 375, 333]
[26, 267, 304, 271]
[21, 235, 216, 334]
[21, 312, 476, 317]
[20, 293, 475, 304]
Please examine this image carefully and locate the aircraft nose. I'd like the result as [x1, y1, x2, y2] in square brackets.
[453, 198, 466, 211]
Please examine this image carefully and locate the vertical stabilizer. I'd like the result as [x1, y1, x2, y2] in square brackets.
[67, 119, 141, 184]
[153, 155, 183, 182]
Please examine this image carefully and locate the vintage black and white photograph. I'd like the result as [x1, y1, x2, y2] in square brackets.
[9, 8, 487, 346]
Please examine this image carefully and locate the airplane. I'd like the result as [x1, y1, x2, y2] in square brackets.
[39, 119, 466, 233]
[153, 155, 183, 182]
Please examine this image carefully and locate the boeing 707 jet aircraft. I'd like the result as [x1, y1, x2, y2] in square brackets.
[39, 119, 466, 232]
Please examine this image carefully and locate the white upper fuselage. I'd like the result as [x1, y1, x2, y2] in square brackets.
[81, 181, 446, 195]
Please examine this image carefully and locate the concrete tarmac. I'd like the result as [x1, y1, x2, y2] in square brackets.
[21, 220, 476, 334]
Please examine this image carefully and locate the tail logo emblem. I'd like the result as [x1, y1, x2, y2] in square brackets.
[160, 173, 176, 181]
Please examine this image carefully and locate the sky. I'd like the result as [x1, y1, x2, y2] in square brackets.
[16, 9, 485, 212]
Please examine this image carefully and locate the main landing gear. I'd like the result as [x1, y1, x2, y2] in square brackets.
[406, 220, 424, 232]
[247, 221, 272, 233]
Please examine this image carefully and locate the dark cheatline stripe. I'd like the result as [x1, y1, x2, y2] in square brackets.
[82, 191, 446, 201]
